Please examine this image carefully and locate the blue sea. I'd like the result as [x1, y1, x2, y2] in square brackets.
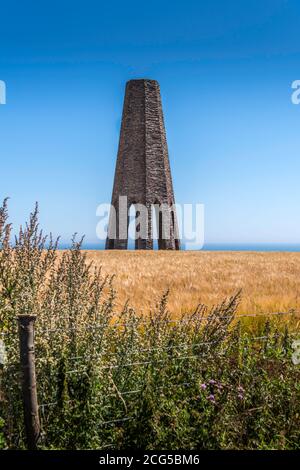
[57, 242, 300, 252]
[200, 243, 300, 252]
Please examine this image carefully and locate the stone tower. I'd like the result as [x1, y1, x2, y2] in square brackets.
[106, 79, 180, 250]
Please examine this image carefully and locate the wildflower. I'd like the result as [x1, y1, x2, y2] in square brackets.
[237, 385, 245, 393]
[209, 379, 216, 385]
[237, 393, 244, 400]
[200, 383, 207, 390]
[207, 394, 216, 403]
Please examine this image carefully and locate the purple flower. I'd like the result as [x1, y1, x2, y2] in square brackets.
[200, 383, 207, 390]
[207, 394, 216, 403]
[237, 393, 244, 400]
[237, 385, 245, 393]
[209, 379, 217, 385]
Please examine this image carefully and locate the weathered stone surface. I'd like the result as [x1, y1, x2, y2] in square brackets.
[106, 79, 180, 250]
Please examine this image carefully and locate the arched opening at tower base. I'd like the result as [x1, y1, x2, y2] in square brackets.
[105, 201, 180, 250]
[153, 202, 165, 250]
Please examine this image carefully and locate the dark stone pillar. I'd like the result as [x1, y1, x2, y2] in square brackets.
[106, 79, 180, 250]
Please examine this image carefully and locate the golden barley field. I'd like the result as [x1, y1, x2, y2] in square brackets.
[84, 250, 300, 318]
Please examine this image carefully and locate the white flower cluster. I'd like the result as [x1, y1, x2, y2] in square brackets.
[292, 339, 300, 365]
[0, 339, 7, 365]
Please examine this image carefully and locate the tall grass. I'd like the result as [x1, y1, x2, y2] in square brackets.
[0, 200, 300, 449]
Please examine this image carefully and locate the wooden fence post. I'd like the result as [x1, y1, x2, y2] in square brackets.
[17, 314, 40, 450]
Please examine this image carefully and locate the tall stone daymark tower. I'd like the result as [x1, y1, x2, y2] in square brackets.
[106, 79, 180, 250]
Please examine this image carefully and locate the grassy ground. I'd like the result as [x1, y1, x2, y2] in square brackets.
[83, 250, 300, 317]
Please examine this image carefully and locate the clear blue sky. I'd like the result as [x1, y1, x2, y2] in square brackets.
[1, 0, 300, 246]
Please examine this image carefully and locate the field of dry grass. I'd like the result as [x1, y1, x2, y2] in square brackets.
[84, 250, 300, 318]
